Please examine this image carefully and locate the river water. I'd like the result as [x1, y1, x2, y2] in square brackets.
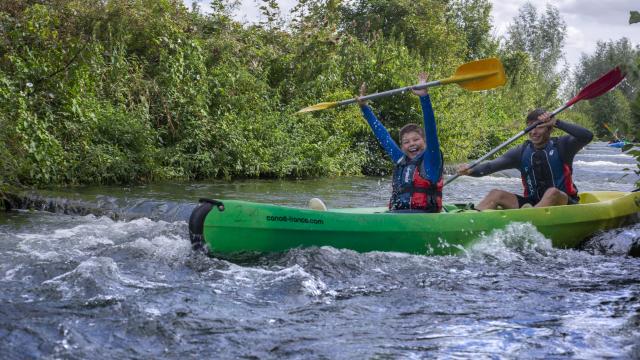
[1, 142, 639, 359]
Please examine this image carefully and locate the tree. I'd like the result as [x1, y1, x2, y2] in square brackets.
[572, 38, 639, 138]
[505, 3, 566, 77]
[448, 0, 497, 60]
[338, 0, 467, 64]
[574, 38, 638, 100]
[502, 3, 567, 108]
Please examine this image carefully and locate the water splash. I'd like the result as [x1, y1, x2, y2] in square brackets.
[40, 257, 169, 302]
[15, 216, 190, 263]
[581, 223, 640, 257]
[202, 261, 333, 305]
[467, 222, 553, 262]
[574, 160, 632, 169]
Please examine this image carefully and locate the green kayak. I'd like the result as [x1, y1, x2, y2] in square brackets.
[188, 191, 640, 255]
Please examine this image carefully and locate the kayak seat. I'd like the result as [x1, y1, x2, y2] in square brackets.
[308, 198, 328, 211]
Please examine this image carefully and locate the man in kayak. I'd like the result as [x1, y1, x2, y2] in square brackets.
[357, 73, 443, 213]
[456, 109, 593, 210]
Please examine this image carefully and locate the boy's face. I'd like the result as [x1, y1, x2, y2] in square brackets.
[400, 131, 426, 159]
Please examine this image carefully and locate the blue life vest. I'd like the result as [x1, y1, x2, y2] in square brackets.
[519, 139, 578, 202]
[390, 152, 443, 212]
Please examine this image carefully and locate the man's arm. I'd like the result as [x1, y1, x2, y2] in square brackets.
[556, 120, 593, 149]
[467, 146, 523, 177]
[554, 120, 593, 164]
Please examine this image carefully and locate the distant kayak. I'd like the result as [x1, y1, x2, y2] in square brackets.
[189, 191, 640, 255]
[608, 140, 629, 148]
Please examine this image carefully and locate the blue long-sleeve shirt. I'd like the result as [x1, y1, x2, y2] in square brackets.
[360, 95, 442, 182]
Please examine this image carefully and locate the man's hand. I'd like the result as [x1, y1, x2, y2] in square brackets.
[536, 111, 557, 129]
[457, 163, 472, 176]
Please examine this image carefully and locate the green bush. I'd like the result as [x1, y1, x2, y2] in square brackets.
[0, 0, 578, 185]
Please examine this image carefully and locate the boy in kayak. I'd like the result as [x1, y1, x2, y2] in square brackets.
[456, 109, 593, 210]
[357, 73, 443, 213]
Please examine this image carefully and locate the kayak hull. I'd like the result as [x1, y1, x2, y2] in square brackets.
[189, 191, 640, 255]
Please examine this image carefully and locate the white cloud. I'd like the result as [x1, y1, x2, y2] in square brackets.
[187, 0, 213, 13]
[489, 0, 639, 68]
[559, 0, 637, 25]
[565, 25, 587, 50]
[187, 0, 296, 23]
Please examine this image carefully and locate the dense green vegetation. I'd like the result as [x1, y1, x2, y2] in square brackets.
[0, 0, 637, 186]
[570, 38, 640, 139]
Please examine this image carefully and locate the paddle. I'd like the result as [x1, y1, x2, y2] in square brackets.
[603, 123, 623, 143]
[444, 66, 626, 186]
[603, 123, 618, 141]
[297, 57, 506, 113]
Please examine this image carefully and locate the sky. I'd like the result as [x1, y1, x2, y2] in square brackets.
[490, 0, 639, 69]
[186, 0, 640, 70]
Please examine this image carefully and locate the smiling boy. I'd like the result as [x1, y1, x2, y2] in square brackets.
[357, 73, 443, 213]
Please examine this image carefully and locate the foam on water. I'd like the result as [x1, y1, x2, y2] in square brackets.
[573, 160, 634, 169]
[560, 290, 639, 358]
[203, 261, 333, 305]
[116, 233, 191, 264]
[585, 153, 635, 159]
[581, 223, 640, 256]
[14, 215, 190, 263]
[467, 222, 553, 262]
[40, 256, 170, 302]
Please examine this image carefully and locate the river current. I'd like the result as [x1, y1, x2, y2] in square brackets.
[1, 142, 639, 359]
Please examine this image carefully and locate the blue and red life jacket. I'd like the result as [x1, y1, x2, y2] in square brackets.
[519, 138, 578, 202]
[389, 152, 443, 212]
